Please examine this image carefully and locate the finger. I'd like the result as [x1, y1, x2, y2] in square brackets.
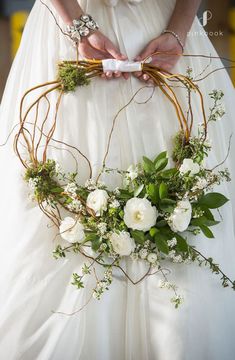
[133, 71, 143, 78]
[79, 42, 112, 60]
[105, 71, 114, 79]
[114, 71, 122, 78]
[105, 41, 127, 60]
[142, 74, 150, 81]
[134, 40, 158, 61]
[122, 72, 130, 80]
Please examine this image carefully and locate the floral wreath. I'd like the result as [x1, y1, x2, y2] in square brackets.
[7, 4, 235, 314]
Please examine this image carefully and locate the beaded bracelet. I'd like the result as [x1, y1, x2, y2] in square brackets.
[162, 30, 185, 52]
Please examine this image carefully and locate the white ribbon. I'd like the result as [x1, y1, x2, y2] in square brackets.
[103, 0, 143, 7]
[102, 59, 142, 72]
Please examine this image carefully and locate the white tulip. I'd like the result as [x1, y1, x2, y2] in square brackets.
[124, 197, 158, 231]
[59, 217, 85, 243]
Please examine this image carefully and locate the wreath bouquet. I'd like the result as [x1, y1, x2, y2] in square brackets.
[11, 48, 234, 313]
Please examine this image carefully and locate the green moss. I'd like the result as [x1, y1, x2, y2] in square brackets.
[172, 131, 192, 164]
[58, 64, 91, 92]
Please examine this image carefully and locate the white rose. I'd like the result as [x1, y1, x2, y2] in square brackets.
[179, 158, 200, 176]
[59, 217, 85, 243]
[109, 231, 136, 256]
[168, 199, 192, 232]
[86, 189, 109, 216]
[124, 197, 158, 231]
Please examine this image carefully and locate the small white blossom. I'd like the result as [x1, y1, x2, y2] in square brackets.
[144, 240, 151, 248]
[139, 248, 148, 259]
[192, 177, 208, 191]
[99, 243, 108, 251]
[28, 177, 40, 191]
[130, 252, 139, 260]
[159, 280, 172, 289]
[113, 187, 121, 196]
[170, 295, 184, 306]
[67, 199, 83, 212]
[97, 222, 107, 235]
[55, 162, 62, 174]
[64, 182, 78, 196]
[109, 199, 120, 208]
[92, 268, 112, 300]
[97, 180, 106, 189]
[85, 178, 97, 190]
[126, 164, 139, 181]
[168, 250, 176, 258]
[173, 254, 183, 263]
[214, 104, 225, 120]
[147, 252, 158, 264]
[167, 237, 177, 248]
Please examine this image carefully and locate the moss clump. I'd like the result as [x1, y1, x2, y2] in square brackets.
[58, 64, 91, 92]
[172, 131, 192, 164]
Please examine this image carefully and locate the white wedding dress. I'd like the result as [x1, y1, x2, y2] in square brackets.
[0, 0, 235, 359]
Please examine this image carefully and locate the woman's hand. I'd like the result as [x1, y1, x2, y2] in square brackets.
[79, 30, 130, 80]
[133, 33, 184, 83]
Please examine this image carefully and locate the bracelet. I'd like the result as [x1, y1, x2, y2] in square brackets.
[161, 30, 185, 52]
[66, 14, 99, 46]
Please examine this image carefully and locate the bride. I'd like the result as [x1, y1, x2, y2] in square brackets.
[0, 0, 235, 359]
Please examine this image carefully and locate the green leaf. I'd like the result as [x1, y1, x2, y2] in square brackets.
[143, 156, 155, 174]
[199, 192, 229, 209]
[191, 216, 219, 227]
[91, 237, 102, 251]
[131, 230, 145, 244]
[203, 207, 215, 221]
[160, 198, 176, 205]
[199, 224, 214, 238]
[159, 168, 178, 179]
[149, 227, 158, 237]
[159, 202, 175, 213]
[175, 234, 189, 252]
[155, 158, 168, 172]
[153, 151, 167, 164]
[119, 190, 133, 200]
[50, 187, 63, 193]
[146, 183, 159, 204]
[154, 233, 169, 254]
[156, 219, 168, 228]
[134, 184, 144, 197]
[86, 233, 101, 251]
[159, 182, 168, 199]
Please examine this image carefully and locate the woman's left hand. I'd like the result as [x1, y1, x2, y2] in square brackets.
[133, 32, 184, 83]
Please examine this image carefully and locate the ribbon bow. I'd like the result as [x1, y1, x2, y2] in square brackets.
[103, 0, 143, 7]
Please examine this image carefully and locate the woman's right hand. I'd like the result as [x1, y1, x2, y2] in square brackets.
[79, 30, 130, 80]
